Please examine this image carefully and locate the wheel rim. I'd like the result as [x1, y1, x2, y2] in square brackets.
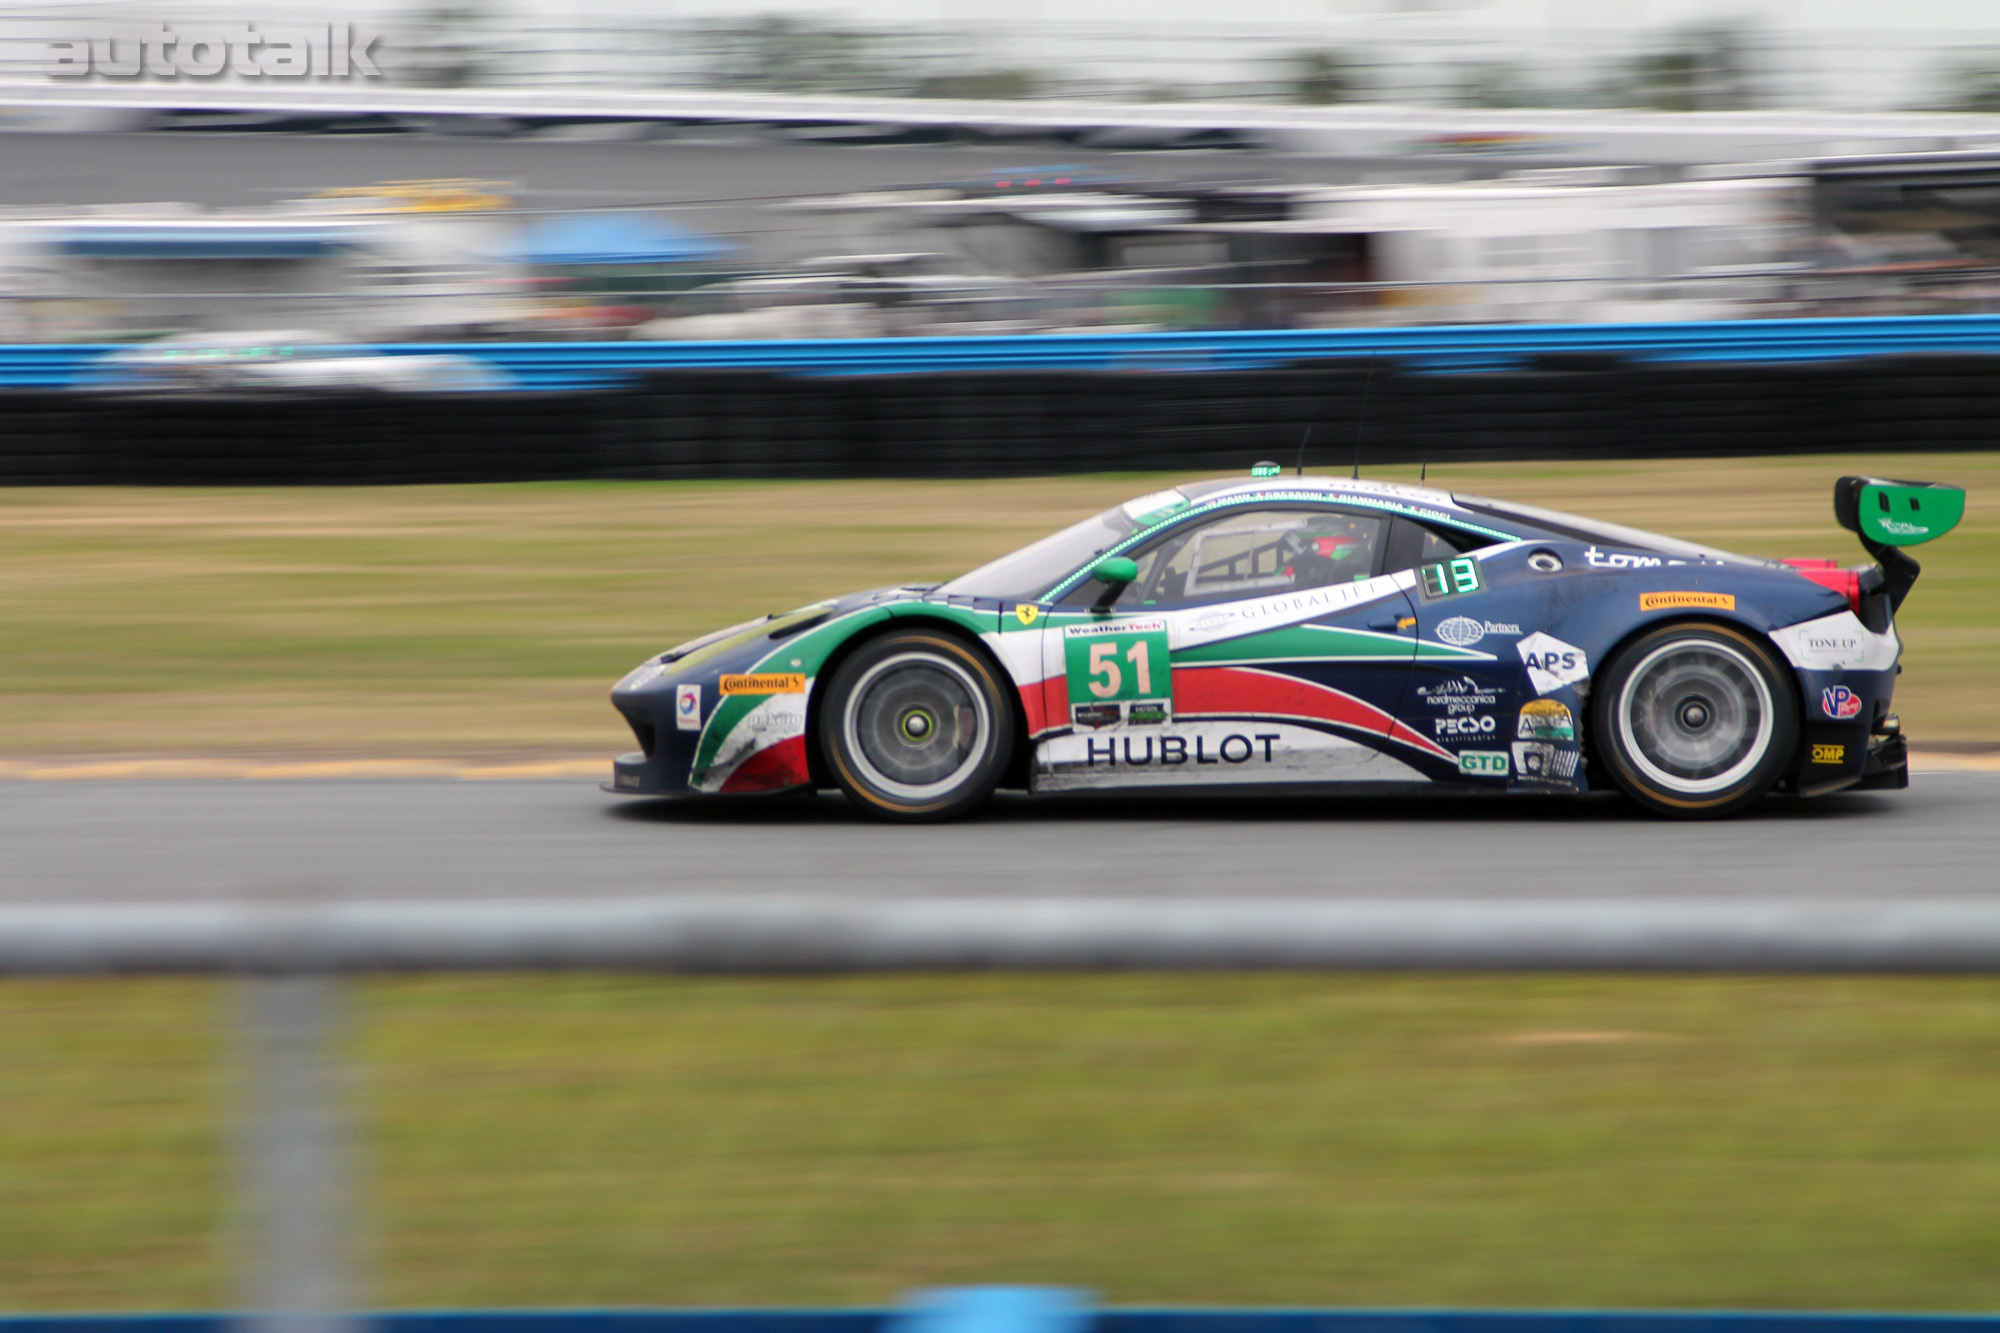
[1616, 638, 1775, 796]
[842, 651, 991, 801]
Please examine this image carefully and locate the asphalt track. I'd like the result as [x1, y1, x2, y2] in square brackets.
[2, 771, 1995, 903]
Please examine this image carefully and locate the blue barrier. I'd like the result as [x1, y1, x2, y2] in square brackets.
[12, 315, 2000, 392]
[4, 1311, 1997, 1333]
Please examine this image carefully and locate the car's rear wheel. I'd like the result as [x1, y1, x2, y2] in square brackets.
[1593, 622, 1797, 819]
[820, 630, 1013, 822]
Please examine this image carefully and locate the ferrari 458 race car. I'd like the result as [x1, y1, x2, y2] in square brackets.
[608, 470, 1962, 820]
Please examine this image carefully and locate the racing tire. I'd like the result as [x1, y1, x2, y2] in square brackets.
[820, 630, 1014, 822]
[1593, 622, 1798, 820]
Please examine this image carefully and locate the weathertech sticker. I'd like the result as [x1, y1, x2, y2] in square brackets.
[719, 673, 807, 696]
[1640, 591, 1736, 611]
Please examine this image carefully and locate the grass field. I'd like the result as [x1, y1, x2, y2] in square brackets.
[4, 975, 2000, 1313]
[1, 453, 1995, 756]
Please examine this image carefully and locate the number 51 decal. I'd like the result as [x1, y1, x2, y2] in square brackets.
[1063, 618, 1172, 726]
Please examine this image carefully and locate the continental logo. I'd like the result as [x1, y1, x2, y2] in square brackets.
[1810, 744, 1846, 765]
[719, 673, 807, 696]
[1640, 591, 1736, 611]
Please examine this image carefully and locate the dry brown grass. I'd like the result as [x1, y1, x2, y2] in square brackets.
[1, 455, 1992, 757]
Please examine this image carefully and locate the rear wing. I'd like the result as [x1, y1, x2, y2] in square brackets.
[1833, 476, 1965, 615]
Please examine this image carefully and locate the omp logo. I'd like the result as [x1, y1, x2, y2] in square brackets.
[1811, 744, 1846, 764]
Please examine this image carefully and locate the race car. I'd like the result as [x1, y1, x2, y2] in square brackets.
[608, 470, 1962, 820]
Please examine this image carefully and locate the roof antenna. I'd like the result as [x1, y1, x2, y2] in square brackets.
[1420, 459, 1428, 484]
[1351, 362, 1374, 481]
[1295, 425, 1312, 476]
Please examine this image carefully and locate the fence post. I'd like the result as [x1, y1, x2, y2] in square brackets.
[236, 974, 358, 1333]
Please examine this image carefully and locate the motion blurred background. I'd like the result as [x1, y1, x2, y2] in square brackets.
[3, 0, 1999, 1323]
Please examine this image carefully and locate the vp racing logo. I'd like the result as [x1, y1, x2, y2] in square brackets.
[1820, 685, 1863, 720]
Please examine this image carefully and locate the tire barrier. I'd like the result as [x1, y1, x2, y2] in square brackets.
[2, 354, 1997, 485]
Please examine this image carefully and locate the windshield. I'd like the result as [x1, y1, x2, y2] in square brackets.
[939, 488, 1190, 601]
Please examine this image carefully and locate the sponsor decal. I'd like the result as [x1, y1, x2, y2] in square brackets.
[1516, 632, 1589, 695]
[1187, 610, 1236, 634]
[675, 683, 703, 731]
[1032, 718, 1428, 792]
[1071, 700, 1172, 730]
[1435, 714, 1498, 737]
[615, 771, 642, 790]
[1415, 675, 1502, 716]
[1435, 616, 1484, 646]
[1811, 743, 1847, 764]
[719, 673, 806, 696]
[1517, 699, 1575, 741]
[1417, 557, 1483, 601]
[1584, 546, 1663, 569]
[1072, 702, 1122, 730]
[1080, 731, 1282, 768]
[1065, 618, 1170, 712]
[1770, 611, 1898, 672]
[1879, 519, 1929, 538]
[1459, 750, 1510, 777]
[1435, 616, 1524, 647]
[1015, 604, 1040, 626]
[1821, 684, 1863, 720]
[1640, 591, 1736, 611]
[1512, 740, 1579, 781]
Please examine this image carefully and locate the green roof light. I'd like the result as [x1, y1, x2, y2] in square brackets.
[1250, 461, 1282, 478]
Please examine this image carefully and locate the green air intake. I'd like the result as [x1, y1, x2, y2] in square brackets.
[1835, 476, 1965, 547]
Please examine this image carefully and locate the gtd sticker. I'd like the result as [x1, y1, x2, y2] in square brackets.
[675, 683, 703, 731]
[1516, 631, 1589, 695]
[1821, 685, 1862, 719]
[1459, 750, 1510, 777]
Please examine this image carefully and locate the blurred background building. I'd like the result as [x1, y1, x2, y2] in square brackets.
[6, 0, 2000, 356]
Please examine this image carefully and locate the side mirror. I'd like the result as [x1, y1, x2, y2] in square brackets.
[1090, 556, 1139, 614]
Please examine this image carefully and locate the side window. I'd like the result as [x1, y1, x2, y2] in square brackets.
[1063, 506, 1388, 608]
[1385, 517, 1497, 578]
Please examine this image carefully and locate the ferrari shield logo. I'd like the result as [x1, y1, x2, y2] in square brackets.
[1015, 604, 1040, 626]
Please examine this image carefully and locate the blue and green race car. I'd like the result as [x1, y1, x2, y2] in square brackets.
[609, 471, 1961, 820]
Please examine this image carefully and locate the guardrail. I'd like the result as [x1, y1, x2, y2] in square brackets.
[7, 897, 2000, 975]
[14, 315, 2000, 391]
[6, 895, 1998, 1331]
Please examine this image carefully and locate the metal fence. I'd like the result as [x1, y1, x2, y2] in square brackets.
[6, 895, 2000, 1329]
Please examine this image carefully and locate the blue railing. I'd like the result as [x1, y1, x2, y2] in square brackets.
[12, 315, 2000, 392]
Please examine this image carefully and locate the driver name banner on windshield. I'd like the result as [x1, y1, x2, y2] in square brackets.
[1064, 619, 1171, 729]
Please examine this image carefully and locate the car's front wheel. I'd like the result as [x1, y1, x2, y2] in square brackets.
[820, 630, 1014, 822]
[1593, 622, 1798, 819]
